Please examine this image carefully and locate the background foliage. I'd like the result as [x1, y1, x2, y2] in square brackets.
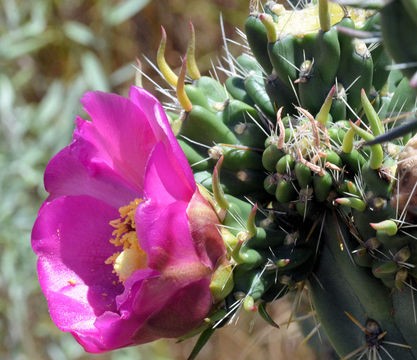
[0, 1, 324, 358]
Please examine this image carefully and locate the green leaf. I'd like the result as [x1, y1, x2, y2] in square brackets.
[258, 302, 280, 328]
[63, 21, 97, 46]
[187, 326, 216, 360]
[81, 52, 110, 92]
[0, 30, 54, 59]
[104, 0, 151, 26]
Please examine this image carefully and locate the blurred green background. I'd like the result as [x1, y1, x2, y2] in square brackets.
[0, 1, 323, 359]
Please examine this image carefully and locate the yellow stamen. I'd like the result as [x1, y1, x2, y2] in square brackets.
[105, 198, 147, 282]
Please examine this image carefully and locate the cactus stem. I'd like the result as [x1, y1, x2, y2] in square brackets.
[316, 85, 335, 125]
[186, 22, 201, 80]
[370, 220, 398, 236]
[318, 0, 331, 32]
[212, 156, 229, 210]
[177, 56, 193, 112]
[246, 204, 258, 237]
[296, 107, 320, 148]
[349, 120, 383, 169]
[259, 13, 278, 43]
[157, 26, 178, 87]
[361, 89, 384, 137]
[276, 107, 285, 149]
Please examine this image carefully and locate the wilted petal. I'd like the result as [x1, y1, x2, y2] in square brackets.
[131, 278, 212, 340]
[186, 190, 225, 269]
[93, 276, 212, 349]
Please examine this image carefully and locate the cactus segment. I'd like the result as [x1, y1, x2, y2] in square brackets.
[225, 77, 255, 105]
[184, 84, 213, 111]
[380, 0, 417, 84]
[245, 15, 273, 74]
[310, 213, 415, 359]
[244, 72, 276, 117]
[156, 2, 417, 356]
[181, 105, 238, 145]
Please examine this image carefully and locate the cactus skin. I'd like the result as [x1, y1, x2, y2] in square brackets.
[380, 0, 417, 86]
[155, 0, 417, 358]
[310, 214, 416, 359]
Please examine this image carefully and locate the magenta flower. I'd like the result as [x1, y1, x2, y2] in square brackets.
[31, 87, 226, 352]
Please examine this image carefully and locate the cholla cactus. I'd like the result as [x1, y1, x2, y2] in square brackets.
[32, 0, 417, 359]
[153, 0, 417, 358]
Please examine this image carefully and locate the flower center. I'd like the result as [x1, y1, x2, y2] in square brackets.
[105, 198, 147, 282]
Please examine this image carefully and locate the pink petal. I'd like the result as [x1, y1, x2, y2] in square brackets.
[45, 120, 140, 209]
[129, 87, 195, 188]
[137, 197, 211, 273]
[91, 271, 181, 350]
[142, 141, 195, 206]
[92, 276, 212, 350]
[32, 196, 123, 335]
[131, 278, 212, 341]
[80, 90, 158, 189]
[186, 189, 225, 269]
[86, 268, 162, 351]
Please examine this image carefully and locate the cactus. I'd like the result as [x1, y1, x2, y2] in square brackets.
[147, 0, 417, 358]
